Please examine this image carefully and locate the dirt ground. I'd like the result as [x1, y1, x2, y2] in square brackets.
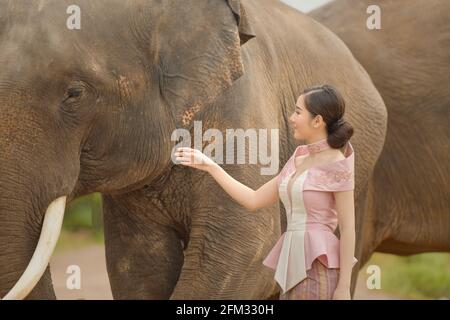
[50, 245, 401, 300]
[51, 245, 113, 300]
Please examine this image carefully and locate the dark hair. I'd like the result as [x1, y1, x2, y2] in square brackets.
[301, 84, 354, 149]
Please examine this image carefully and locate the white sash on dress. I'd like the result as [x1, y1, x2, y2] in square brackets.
[275, 169, 309, 294]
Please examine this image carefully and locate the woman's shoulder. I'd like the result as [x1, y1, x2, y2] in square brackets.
[305, 142, 355, 192]
[316, 142, 354, 170]
[324, 148, 347, 164]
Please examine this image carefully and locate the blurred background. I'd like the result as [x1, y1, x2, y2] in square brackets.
[51, 0, 450, 300]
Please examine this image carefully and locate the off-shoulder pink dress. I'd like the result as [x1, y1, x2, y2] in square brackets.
[263, 139, 358, 295]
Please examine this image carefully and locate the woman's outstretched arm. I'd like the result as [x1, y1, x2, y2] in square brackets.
[175, 147, 279, 212]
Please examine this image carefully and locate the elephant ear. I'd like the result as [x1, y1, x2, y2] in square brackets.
[226, 0, 256, 45]
[159, 0, 257, 128]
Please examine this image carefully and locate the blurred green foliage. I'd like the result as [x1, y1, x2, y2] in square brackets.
[366, 252, 450, 299]
[63, 193, 103, 232]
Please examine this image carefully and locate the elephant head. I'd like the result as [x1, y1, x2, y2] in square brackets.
[0, 0, 255, 299]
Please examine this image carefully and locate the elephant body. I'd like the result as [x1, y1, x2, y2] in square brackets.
[0, 0, 387, 299]
[310, 0, 450, 258]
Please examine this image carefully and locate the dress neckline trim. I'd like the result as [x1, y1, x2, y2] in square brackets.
[296, 138, 331, 155]
[292, 141, 354, 171]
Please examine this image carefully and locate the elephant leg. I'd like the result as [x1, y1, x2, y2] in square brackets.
[169, 167, 280, 300]
[170, 202, 278, 300]
[357, 180, 393, 262]
[102, 193, 184, 299]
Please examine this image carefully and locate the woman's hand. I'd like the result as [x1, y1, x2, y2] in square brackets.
[175, 147, 217, 172]
[332, 285, 351, 300]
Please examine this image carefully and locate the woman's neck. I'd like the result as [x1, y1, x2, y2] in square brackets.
[303, 137, 331, 155]
[305, 134, 328, 145]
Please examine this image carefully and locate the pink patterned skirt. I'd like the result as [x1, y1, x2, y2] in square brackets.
[279, 258, 340, 300]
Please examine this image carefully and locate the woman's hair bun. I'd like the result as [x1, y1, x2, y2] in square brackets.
[327, 117, 353, 149]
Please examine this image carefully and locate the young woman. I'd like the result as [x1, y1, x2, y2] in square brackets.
[175, 84, 358, 300]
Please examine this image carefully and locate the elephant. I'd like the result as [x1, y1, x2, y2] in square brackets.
[0, 0, 387, 299]
[310, 0, 450, 262]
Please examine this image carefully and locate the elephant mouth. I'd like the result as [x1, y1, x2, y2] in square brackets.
[2, 196, 67, 300]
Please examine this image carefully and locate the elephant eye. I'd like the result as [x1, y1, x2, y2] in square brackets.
[61, 86, 85, 107]
[68, 88, 82, 98]
[64, 87, 83, 100]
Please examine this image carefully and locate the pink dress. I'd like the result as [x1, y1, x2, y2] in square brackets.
[263, 140, 358, 294]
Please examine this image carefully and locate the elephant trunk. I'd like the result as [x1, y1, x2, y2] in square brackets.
[1, 196, 67, 300]
[0, 90, 81, 299]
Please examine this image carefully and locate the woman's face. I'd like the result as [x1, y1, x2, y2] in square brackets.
[289, 95, 317, 140]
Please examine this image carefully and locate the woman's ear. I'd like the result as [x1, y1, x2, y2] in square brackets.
[226, 0, 257, 45]
[313, 114, 324, 128]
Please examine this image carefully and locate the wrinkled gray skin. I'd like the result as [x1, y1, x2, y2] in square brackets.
[0, 0, 387, 299]
[311, 0, 450, 260]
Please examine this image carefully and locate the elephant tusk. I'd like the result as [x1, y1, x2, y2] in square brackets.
[2, 196, 67, 300]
